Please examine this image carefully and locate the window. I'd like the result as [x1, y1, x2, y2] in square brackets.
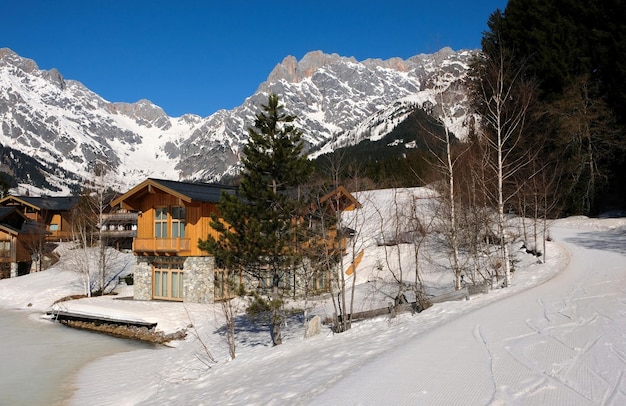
[155, 207, 167, 238]
[258, 267, 294, 291]
[153, 261, 184, 300]
[171, 270, 184, 299]
[154, 206, 186, 239]
[49, 224, 59, 231]
[311, 269, 330, 293]
[0, 241, 10, 257]
[171, 206, 185, 238]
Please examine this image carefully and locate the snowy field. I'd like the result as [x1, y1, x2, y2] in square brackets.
[0, 188, 625, 405]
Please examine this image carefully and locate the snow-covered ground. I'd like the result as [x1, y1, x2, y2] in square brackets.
[1, 188, 625, 405]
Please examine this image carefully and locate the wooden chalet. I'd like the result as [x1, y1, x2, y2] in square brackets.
[302, 186, 362, 292]
[111, 179, 363, 304]
[110, 178, 237, 303]
[0, 207, 39, 278]
[0, 195, 79, 241]
[313, 185, 361, 249]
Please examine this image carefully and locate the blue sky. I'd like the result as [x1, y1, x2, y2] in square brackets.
[2, 1, 507, 117]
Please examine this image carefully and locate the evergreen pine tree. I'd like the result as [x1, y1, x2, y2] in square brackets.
[199, 94, 312, 346]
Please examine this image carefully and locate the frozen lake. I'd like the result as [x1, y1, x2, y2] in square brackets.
[0, 309, 149, 405]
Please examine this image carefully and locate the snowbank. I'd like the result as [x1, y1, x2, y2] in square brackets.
[1, 187, 625, 405]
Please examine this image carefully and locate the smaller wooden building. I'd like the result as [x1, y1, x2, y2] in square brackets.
[0, 207, 39, 278]
[100, 209, 138, 251]
[320, 185, 362, 213]
[0, 195, 79, 241]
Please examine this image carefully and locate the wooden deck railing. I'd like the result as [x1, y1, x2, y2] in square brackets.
[46, 230, 73, 241]
[133, 238, 191, 253]
[101, 229, 137, 238]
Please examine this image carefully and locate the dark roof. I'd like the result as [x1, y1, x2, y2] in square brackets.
[110, 178, 238, 208]
[150, 179, 237, 203]
[0, 206, 16, 220]
[0, 206, 27, 230]
[0, 223, 20, 235]
[1, 195, 80, 211]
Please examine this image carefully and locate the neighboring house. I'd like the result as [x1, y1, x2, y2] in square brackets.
[100, 208, 138, 251]
[0, 195, 80, 241]
[0, 207, 38, 279]
[320, 185, 362, 213]
[110, 178, 237, 303]
[303, 186, 362, 293]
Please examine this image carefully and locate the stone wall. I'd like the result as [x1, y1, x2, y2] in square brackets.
[132, 255, 215, 304]
[183, 256, 215, 304]
[133, 256, 153, 301]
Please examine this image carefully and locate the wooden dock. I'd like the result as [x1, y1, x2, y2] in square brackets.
[47, 310, 157, 330]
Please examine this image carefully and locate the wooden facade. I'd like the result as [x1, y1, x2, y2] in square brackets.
[0, 195, 79, 241]
[111, 178, 236, 302]
[111, 178, 230, 258]
[0, 207, 38, 278]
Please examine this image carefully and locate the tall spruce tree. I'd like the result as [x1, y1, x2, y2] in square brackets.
[199, 94, 312, 346]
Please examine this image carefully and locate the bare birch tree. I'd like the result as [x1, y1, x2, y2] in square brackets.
[69, 195, 96, 296]
[317, 152, 367, 333]
[419, 70, 472, 290]
[472, 48, 535, 287]
[370, 186, 431, 311]
[69, 163, 125, 296]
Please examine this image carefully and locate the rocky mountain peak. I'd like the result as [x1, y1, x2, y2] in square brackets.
[108, 99, 171, 129]
[0, 47, 477, 194]
[41, 68, 65, 90]
[266, 51, 352, 84]
[0, 48, 39, 73]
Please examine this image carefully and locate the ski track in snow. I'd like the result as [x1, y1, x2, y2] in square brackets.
[308, 227, 626, 405]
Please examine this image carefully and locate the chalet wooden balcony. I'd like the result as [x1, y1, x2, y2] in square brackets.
[100, 212, 138, 239]
[133, 238, 191, 254]
[101, 229, 138, 238]
[46, 230, 73, 242]
[101, 213, 138, 222]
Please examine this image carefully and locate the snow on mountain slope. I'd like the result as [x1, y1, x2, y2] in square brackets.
[0, 48, 203, 192]
[0, 47, 477, 193]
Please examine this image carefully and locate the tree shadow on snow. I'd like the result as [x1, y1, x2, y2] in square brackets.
[213, 312, 305, 348]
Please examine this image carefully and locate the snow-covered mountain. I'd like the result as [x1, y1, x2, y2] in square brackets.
[0, 47, 476, 194]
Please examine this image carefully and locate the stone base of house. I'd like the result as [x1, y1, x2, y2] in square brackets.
[133, 256, 215, 304]
[133, 257, 153, 301]
[184, 256, 215, 303]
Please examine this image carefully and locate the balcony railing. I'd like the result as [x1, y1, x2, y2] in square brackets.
[101, 213, 138, 222]
[133, 238, 191, 253]
[46, 230, 73, 241]
[101, 230, 138, 238]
